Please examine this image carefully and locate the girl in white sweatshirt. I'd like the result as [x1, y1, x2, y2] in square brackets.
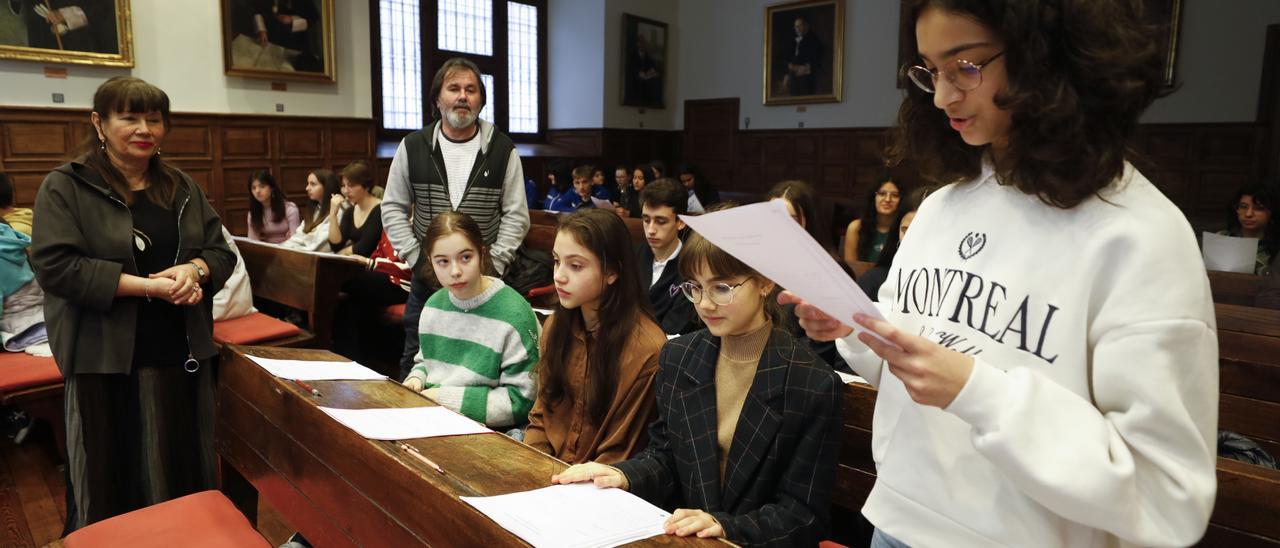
[784, 1, 1218, 547]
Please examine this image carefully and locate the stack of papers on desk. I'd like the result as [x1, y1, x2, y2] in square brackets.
[246, 355, 386, 381]
[318, 406, 491, 440]
[461, 483, 670, 548]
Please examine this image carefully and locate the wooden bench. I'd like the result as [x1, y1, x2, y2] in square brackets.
[232, 238, 369, 349]
[833, 304, 1280, 547]
[1209, 270, 1266, 306]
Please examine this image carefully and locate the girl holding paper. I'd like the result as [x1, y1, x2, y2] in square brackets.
[552, 229, 841, 546]
[523, 209, 667, 464]
[785, 1, 1217, 546]
[1219, 183, 1277, 276]
[403, 211, 540, 434]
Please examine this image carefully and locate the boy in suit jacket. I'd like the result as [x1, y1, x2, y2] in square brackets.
[637, 178, 698, 335]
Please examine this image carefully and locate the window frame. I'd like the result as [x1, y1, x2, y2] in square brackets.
[370, 0, 548, 143]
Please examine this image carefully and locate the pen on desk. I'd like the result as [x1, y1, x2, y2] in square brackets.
[400, 443, 446, 475]
[292, 378, 321, 397]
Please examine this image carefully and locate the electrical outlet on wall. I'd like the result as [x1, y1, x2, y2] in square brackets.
[52, 93, 64, 103]
[276, 103, 285, 113]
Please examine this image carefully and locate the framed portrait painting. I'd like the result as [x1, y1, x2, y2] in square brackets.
[622, 13, 667, 109]
[0, 0, 133, 67]
[763, 0, 843, 105]
[221, 0, 335, 83]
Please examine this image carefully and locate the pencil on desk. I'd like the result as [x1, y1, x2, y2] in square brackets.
[400, 443, 446, 475]
[292, 378, 321, 397]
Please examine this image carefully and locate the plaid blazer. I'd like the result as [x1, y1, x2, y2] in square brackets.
[613, 328, 843, 547]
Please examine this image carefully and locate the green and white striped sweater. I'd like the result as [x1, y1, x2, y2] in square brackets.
[408, 277, 540, 428]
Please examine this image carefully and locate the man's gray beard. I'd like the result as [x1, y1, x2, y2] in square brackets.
[444, 108, 478, 130]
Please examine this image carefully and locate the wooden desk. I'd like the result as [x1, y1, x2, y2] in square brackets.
[1208, 270, 1265, 306]
[232, 238, 368, 349]
[215, 345, 715, 547]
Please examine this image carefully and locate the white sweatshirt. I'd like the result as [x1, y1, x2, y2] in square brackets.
[838, 161, 1218, 547]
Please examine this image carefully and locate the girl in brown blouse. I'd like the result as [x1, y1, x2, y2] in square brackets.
[523, 209, 667, 464]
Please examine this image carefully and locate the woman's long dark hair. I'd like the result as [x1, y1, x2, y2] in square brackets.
[678, 163, 721, 209]
[888, 0, 1169, 209]
[539, 209, 654, 423]
[1225, 182, 1280, 260]
[247, 171, 288, 235]
[302, 169, 341, 234]
[78, 76, 182, 207]
[767, 180, 827, 249]
[856, 178, 906, 262]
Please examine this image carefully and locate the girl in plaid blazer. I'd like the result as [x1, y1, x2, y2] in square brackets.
[553, 229, 843, 547]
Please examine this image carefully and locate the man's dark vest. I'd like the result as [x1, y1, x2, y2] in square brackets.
[403, 121, 515, 249]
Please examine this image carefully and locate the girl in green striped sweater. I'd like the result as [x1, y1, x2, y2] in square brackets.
[403, 211, 540, 431]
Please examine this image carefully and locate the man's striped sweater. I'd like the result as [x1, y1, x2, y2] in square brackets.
[408, 277, 539, 428]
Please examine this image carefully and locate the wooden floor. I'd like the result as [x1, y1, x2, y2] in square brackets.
[0, 420, 293, 547]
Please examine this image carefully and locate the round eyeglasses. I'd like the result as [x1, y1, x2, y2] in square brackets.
[906, 51, 1005, 94]
[679, 280, 750, 306]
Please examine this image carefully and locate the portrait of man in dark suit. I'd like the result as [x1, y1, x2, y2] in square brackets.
[622, 14, 667, 108]
[765, 0, 842, 105]
[0, 0, 119, 54]
[223, 0, 332, 80]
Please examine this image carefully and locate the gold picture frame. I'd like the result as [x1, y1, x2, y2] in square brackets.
[220, 0, 335, 83]
[0, 0, 134, 67]
[763, 0, 843, 106]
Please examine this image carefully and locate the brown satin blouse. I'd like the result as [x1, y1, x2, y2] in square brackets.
[523, 312, 667, 465]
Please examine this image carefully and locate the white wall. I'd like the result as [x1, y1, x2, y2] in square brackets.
[0, 0, 371, 118]
[673, 0, 1280, 130]
[548, 0, 605, 128]
[1142, 0, 1280, 123]
[603, 0, 679, 129]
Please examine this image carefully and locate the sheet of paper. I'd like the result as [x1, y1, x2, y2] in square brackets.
[461, 483, 669, 548]
[836, 370, 868, 385]
[590, 196, 614, 209]
[1202, 231, 1259, 274]
[532, 307, 556, 316]
[246, 355, 386, 381]
[318, 406, 492, 440]
[680, 201, 891, 343]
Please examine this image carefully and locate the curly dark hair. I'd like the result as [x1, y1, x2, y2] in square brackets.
[887, 0, 1171, 209]
[1225, 182, 1279, 260]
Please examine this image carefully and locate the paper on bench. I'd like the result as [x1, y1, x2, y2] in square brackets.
[680, 200, 892, 344]
[1202, 231, 1259, 273]
[590, 196, 614, 209]
[246, 355, 386, 381]
[836, 370, 868, 385]
[461, 483, 669, 548]
[318, 406, 491, 440]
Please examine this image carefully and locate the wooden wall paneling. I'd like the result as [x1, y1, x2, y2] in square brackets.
[7, 172, 46, 207]
[164, 124, 214, 161]
[2, 121, 72, 162]
[279, 165, 316, 199]
[331, 126, 373, 161]
[221, 126, 272, 160]
[280, 127, 325, 160]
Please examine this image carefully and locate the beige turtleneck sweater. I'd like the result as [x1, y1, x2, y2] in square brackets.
[715, 320, 772, 483]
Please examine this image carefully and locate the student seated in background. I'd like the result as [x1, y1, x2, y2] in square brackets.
[553, 229, 842, 546]
[637, 178, 698, 335]
[548, 165, 595, 213]
[541, 162, 571, 211]
[328, 160, 383, 256]
[1260, 255, 1280, 309]
[856, 188, 926, 301]
[404, 211, 539, 436]
[1218, 182, 1277, 276]
[842, 173, 904, 268]
[524, 209, 666, 464]
[618, 165, 649, 218]
[677, 163, 720, 214]
[245, 170, 300, 243]
[590, 166, 614, 201]
[0, 173, 32, 237]
[612, 164, 631, 208]
[281, 168, 341, 251]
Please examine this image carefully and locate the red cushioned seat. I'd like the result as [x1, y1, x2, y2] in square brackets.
[0, 352, 62, 394]
[382, 303, 406, 324]
[819, 541, 848, 548]
[63, 490, 269, 548]
[213, 312, 302, 345]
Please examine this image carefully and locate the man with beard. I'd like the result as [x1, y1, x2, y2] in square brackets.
[382, 57, 530, 381]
